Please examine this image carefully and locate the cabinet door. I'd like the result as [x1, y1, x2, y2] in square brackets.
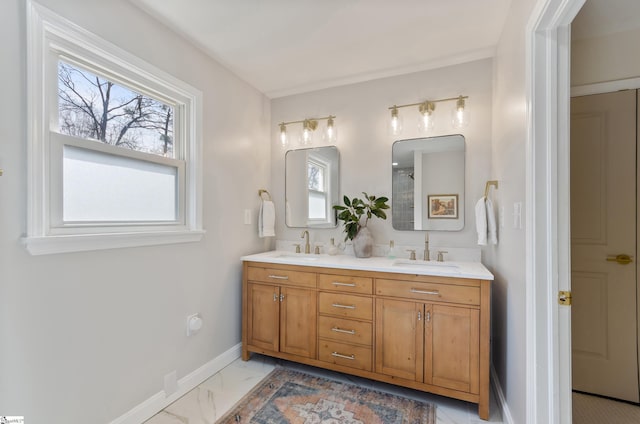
[375, 298, 423, 381]
[425, 304, 479, 393]
[280, 286, 317, 358]
[247, 283, 280, 352]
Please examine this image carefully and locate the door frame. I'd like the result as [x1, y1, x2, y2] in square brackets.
[526, 0, 585, 423]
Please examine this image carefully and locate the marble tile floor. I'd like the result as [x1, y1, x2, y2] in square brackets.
[144, 354, 503, 424]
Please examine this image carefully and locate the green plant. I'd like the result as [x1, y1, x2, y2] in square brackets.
[333, 192, 390, 241]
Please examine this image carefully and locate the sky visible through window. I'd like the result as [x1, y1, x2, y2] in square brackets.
[57, 61, 175, 157]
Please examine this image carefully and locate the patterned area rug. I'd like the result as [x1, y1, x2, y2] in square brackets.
[216, 367, 435, 423]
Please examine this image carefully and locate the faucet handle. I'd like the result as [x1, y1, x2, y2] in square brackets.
[314, 243, 323, 255]
[406, 249, 417, 260]
[437, 251, 448, 262]
[293, 243, 301, 254]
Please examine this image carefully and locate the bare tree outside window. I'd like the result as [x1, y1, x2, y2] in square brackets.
[58, 61, 174, 157]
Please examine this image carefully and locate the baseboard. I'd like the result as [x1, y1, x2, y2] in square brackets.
[491, 363, 515, 424]
[108, 343, 242, 424]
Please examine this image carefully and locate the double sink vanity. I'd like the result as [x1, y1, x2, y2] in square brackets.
[241, 251, 493, 420]
[243, 134, 493, 419]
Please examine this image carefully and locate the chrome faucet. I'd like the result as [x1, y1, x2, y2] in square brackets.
[301, 230, 310, 254]
[407, 249, 417, 260]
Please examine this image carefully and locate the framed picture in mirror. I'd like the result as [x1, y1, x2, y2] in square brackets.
[427, 194, 458, 219]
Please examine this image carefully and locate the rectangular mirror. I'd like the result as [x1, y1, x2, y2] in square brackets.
[392, 135, 465, 231]
[285, 146, 339, 228]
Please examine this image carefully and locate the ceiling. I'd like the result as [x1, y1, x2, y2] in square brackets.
[131, 0, 511, 98]
[130, 0, 640, 98]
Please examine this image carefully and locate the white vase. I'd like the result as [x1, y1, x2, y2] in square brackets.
[352, 227, 373, 258]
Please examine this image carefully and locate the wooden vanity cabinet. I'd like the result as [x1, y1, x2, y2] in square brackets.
[375, 299, 480, 392]
[317, 272, 374, 372]
[243, 264, 317, 360]
[241, 261, 491, 420]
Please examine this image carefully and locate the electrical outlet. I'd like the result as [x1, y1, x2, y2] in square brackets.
[186, 313, 203, 336]
[164, 371, 177, 396]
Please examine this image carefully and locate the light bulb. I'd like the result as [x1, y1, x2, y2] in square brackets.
[323, 116, 337, 143]
[279, 123, 288, 148]
[389, 106, 403, 136]
[300, 119, 316, 145]
[418, 101, 435, 133]
[451, 96, 469, 129]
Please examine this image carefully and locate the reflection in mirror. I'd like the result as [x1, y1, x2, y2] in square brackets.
[392, 135, 465, 231]
[285, 146, 339, 228]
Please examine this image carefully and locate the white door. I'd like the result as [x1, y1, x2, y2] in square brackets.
[570, 89, 639, 402]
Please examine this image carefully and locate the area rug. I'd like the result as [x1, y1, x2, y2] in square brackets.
[216, 367, 435, 423]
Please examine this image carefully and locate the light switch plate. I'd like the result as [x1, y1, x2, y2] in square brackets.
[244, 209, 251, 225]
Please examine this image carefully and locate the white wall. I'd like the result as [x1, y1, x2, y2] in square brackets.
[491, 0, 539, 422]
[0, 1, 271, 422]
[572, 27, 640, 86]
[271, 59, 494, 254]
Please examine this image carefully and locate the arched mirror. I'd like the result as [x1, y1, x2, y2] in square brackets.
[285, 146, 339, 228]
[392, 135, 465, 231]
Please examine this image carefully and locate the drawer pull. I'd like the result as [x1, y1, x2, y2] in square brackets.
[331, 352, 355, 360]
[332, 303, 356, 309]
[410, 288, 440, 296]
[332, 282, 356, 287]
[268, 275, 289, 280]
[331, 327, 356, 335]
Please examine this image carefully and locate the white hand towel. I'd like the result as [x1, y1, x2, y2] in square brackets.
[259, 200, 275, 238]
[475, 198, 487, 245]
[486, 198, 498, 245]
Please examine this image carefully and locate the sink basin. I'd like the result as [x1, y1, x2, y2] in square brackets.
[392, 259, 460, 273]
[274, 253, 319, 261]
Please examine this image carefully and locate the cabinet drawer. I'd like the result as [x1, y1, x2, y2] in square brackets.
[318, 316, 372, 346]
[319, 292, 373, 320]
[318, 274, 373, 294]
[376, 279, 480, 305]
[247, 266, 316, 288]
[318, 340, 372, 371]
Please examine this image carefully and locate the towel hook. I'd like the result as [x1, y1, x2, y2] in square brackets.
[484, 180, 498, 198]
[258, 189, 272, 201]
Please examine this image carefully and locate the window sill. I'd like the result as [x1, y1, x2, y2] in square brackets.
[23, 230, 206, 255]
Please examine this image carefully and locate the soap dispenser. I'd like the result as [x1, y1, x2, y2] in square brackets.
[387, 240, 397, 259]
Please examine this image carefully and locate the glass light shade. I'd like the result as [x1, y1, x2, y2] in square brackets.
[279, 123, 288, 148]
[418, 111, 435, 133]
[389, 107, 403, 136]
[418, 101, 435, 133]
[451, 97, 469, 129]
[300, 122, 314, 145]
[323, 117, 337, 143]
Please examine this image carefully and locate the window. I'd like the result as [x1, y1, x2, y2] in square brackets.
[25, 1, 204, 254]
[307, 159, 329, 223]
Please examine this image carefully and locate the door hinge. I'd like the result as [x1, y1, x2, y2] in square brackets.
[558, 291, 572, 306]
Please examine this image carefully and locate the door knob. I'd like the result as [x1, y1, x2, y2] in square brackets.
[606, 254, 633, 265]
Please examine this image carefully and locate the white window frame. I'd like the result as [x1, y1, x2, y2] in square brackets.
[24, 1, 204, 255]
[306, 158, 331, 225]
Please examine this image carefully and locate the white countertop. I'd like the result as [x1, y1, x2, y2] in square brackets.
[241, 250, 494, 280]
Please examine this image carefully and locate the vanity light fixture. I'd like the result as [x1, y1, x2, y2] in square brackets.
[388, 95, 469, 135]
[279, 115, 337, 148]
